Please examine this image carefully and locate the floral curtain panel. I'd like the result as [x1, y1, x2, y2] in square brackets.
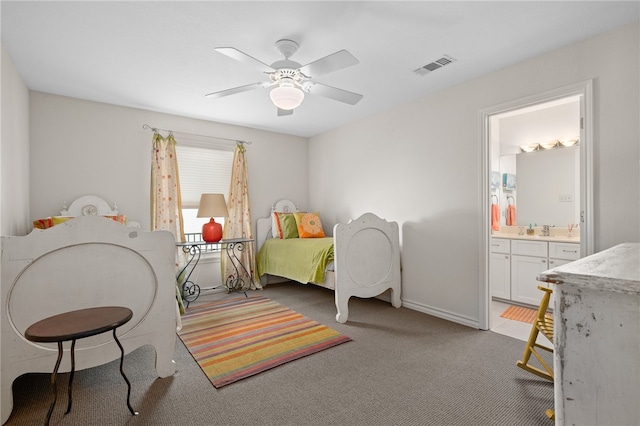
[151, 132, 186, 314]
[222, 143, 261, 290]
[150, 132, 185, 241]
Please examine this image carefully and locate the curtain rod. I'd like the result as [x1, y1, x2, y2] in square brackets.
[142, 124, 251, 145]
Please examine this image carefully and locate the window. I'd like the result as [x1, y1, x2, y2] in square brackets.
[175, 138, 234, 241]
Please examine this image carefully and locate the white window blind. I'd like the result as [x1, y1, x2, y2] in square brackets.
[175, 142, 234, 209]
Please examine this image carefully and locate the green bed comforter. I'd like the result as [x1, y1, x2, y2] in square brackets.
[256, 237, 334, 284]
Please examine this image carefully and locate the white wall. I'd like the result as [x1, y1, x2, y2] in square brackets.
[28, 92, 309, 231]
[27, 94, 310, 289]
[309, 22, 640, 326]
[1, 45, 30, 236]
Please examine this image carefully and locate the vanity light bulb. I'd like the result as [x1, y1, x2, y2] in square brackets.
[520, 143, 540, 153]
[540, 140, 558, 150]
[559, 138, 579, 147]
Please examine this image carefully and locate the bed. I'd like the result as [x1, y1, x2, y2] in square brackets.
[1, 196, 178, 424]
[256, 200, 401, 323]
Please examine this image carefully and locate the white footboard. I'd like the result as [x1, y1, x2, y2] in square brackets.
[333, 213, 402, 323]
[1, 216, 178, 424]
[256, 202, 401, 323]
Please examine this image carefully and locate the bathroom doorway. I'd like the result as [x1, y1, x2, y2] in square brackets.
[479, 81, 594, 332]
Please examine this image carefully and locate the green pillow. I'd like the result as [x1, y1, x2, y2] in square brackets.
[275, 212, 299, 239]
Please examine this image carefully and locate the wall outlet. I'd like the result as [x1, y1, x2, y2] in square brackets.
[559, 194, 573, 202]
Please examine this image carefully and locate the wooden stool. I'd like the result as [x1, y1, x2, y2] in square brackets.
[25, 306, 138, 425]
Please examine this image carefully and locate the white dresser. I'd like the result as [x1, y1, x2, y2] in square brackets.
[538, 243, 640, 426]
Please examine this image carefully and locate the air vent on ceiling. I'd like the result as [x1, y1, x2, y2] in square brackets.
[413, 55, 456, 76]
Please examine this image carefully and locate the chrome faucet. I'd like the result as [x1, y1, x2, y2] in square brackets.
[542, 225, 550, 236]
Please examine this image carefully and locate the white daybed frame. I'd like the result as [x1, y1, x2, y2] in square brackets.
[60, 194, 119, 217]
[256, 200, 402, 323]
[1, 198, 178, 424]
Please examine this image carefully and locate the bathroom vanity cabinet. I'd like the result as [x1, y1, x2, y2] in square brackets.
[489, 238, 511, 300]
[490, 236, 580, 307]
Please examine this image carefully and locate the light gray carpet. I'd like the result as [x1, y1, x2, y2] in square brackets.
[5, 282, 553, 425]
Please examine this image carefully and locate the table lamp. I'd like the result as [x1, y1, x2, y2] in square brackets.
[197, 193, 228, 243]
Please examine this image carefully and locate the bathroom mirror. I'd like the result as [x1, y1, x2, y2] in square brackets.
[499, 145, 580, 227]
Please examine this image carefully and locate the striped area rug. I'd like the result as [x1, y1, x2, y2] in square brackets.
[178, 295, 352, 388]
[500, 305, 541, 324]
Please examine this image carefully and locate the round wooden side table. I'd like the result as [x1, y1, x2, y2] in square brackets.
[25, 306, 138, 425]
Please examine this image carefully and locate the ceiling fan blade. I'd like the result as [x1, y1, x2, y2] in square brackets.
[277, 108, 293, 117]
[214, 47, 275, 73]
[304, 82, 363, 105]
[205, 82, 268, 99]
[298, 50, 359, 78]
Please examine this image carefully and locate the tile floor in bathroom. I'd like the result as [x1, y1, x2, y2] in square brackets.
[490, 299, 542, 342]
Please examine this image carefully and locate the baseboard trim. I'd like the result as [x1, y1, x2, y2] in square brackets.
[401, 299, 480, 329]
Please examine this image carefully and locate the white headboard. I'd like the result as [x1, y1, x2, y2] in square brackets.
[61, 195, 118, 216]
[256, 199, 299, 251]
[272, 199, 298, 215]
[57, 195, 140, 228]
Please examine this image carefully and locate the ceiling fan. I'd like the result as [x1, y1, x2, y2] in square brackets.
[206, 39, 363, 116]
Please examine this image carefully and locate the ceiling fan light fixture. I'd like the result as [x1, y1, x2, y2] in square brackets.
[210, 40, 362, 113]
[270, 84, 304, 110]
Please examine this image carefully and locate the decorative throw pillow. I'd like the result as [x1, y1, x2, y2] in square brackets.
[293, 212, 325, 238]
[52, 216, 73, 226]
[271, 212, 280, 238]
[275, 212, 299, 239]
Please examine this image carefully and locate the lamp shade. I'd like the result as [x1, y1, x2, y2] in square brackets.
[270, 85, 304, 110]
[197, 194, 228, 243]
[197, 193, 228, 218]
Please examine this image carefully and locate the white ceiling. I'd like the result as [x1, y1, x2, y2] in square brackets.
[2, 1, 638, 138]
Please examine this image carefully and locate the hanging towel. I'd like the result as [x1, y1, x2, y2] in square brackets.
[491, 203, 500, 231]
[506, 204, 517, 226]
